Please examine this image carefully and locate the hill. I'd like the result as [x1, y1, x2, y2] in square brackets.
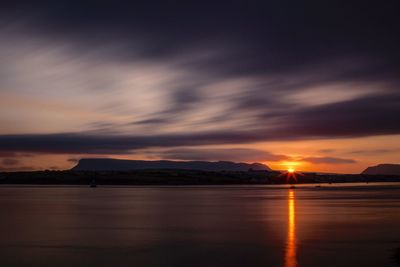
[71, 158, 271, 172]
[362, 164, 400, 175]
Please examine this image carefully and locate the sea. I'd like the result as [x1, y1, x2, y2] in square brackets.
[0, 183, 399, 267]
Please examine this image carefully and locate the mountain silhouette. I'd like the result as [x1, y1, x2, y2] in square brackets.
[361, 164, 400, 175]
[72, 158, 271, 172]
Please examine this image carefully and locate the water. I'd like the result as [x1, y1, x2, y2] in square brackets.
[0, 183, 399, 267]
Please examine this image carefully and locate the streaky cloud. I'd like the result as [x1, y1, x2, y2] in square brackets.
[300, 157, 357, 164]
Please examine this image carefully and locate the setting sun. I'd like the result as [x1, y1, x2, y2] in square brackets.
[288, 168, 295, 173]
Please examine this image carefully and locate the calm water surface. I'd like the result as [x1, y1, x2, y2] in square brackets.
[0, 183, 399, 267]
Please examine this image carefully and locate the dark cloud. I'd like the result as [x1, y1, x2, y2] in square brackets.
[132, 118, 169, 125]
[0, 132, 264, 154]
[140, 84, 205, 126]
[131, 90, 400, 142]
[1, 93, 400, 157]
[153, 148, 289, 162]
[1, 0, 399, 80]
[301, 157, 357, 164]
[280, 93, 400, 138]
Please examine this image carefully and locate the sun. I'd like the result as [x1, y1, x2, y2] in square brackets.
[287, 167, 295, 173]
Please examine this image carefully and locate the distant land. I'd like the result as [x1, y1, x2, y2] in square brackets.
[72, 158, 271, 172]
[0, 159, 399, 185]
[362, 164, 400, 175]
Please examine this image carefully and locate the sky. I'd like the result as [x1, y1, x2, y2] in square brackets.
[0, 1, 399, 173]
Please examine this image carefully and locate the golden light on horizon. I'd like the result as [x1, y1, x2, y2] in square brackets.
[279, 161, 301, 171]
[280, 161, 300, 166]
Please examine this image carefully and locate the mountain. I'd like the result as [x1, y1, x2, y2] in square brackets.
[72, 158, 271, 172]
[361, 164, 400, 175]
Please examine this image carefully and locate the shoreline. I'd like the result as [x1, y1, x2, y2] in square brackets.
[1, 182, 400, 188]
[1, 169, 400, 186]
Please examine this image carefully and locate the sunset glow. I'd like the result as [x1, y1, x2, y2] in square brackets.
[0, 1, 399, 174]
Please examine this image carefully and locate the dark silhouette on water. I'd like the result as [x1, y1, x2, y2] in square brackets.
[1, 169, 400, 185]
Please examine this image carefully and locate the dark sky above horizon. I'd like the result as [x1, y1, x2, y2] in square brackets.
[0, 1, 399, 173]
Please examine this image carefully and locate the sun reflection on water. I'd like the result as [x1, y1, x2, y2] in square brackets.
[285, 189, 297, 267]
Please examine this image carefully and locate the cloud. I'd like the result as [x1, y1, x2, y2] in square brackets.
[347, 148, 400, 155]
[277, 93, 400, 138]
[1, 1, 399, 86]
[0, 0, 399, 171]
[0, 158, 29, 172]
[301, 157, 357, 164]
[151, 148, 289, 162]
[0, 152, 33, 158]
[0, 132, 267, 154]
[3, 1, 398, 77]
[0, 91, 400, 157]
[1, 158, 20, 166]
[132, 118, 169, 125]
[1, 8, 399, 139]
[0, 152, 18, 158]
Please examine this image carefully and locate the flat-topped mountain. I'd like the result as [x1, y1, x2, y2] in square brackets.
[72, 158, 271, 172]
[362, 164, 400, 175]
